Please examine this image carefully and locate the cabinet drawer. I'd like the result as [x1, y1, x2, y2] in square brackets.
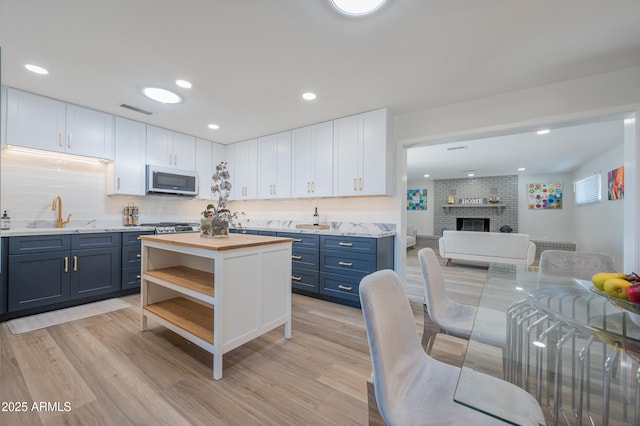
[71, 232, 121, 249]
[292, 246, 319, 269]
[9, 234, 71, 255]
[320, 273, 361, 303]
[291, 268, 319, 292]
[320, 235, 377, 254]
[122, 231, 153, 246]
[277, 232, 319, 248]
[319, 251, 376, 277]
[122, 267, 142, 290]
[122, 245, 142, 267]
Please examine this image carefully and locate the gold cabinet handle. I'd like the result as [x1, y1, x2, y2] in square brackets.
[359, 177, 363, 190]
[117, 177, 121, 190]
[338, 261, 353, 266]
[338, 242, 353, 247]
[292, 255, 302, 260]
[353, 178, 357, 191]
[67, 133, 72, 148]
[293, 238, 303, 242]
[58, 132, 64, 147]
[136, 253, 141, 258]
[291, 275, 302, 281]
[338, 285, 352, 291]
[64, 256, 68, 273]
[73, 255, 78, 271]
[136, 275, 141, 279]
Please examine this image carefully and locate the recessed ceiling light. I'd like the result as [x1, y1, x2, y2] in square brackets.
[208, 124, 220, 130]
[176, 79, 192, 89]
[518, 167, 526, 171]
[330, 0, 386, 16]
[423, 174, 430, 178]
[142, 87, 182, 104]
[302, 92, 317, 101]
[25, 64, 48, 75]
[536, 129, 550, 135]
[467, 173, 475, 177]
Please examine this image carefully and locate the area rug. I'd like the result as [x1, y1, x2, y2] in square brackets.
[6, 298, 130, 334]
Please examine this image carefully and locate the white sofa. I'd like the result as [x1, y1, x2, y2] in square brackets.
[439, 230, 536, 266]
[407, 224, 417, 249]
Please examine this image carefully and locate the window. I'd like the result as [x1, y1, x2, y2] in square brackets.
[574, 173, 601, 206]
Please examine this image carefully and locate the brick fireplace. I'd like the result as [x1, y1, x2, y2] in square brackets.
[434, 175, 518, 234]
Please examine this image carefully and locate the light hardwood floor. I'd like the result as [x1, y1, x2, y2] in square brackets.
[0, 247, 487, 425]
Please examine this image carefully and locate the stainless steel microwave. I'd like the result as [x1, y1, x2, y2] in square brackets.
[146, 165, 198, 196]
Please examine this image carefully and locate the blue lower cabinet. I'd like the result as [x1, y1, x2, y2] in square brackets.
[70, 247, 120, 299]
[319, 251, 377, 277]
[291, 268, 319, 292]
[8, 251, 71, 311]
[6, 232, 124, 315]
[122, 268, 143, 290]
[319, 273, 361, 303]
[121, 230, 152, 290]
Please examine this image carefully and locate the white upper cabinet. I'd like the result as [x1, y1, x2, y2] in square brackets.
[5, 87, 114, 159]
[333, 108, 392, 196]
[227, 139, 258, 200]
[146, 125, 196, 170]
[291, 121, 333, 198]
[65, 104, 114, 159]
[107, 117, 146, 195]
[258, 131, 292, 199]
[195, 138, 226, 200]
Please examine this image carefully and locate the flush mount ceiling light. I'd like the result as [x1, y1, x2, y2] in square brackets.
[176, 79, 192, 89]
[302, 92, 317, 101]
[536, 129, 551, 135]
[143, 87, 182, 104]
[208, 123, 220, 130]
[25, 64, 48, 75]
[330, 0, 386, 16]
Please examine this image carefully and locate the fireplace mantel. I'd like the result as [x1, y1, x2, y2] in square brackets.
[441, 204, 506, 213]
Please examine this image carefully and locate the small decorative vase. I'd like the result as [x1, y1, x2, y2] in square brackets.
[201, 216, 229, 238]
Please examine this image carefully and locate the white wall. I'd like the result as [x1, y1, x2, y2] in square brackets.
[406, 179, 434, 236]
[518, 172, 576, 242]
[572, 144, 625, 265]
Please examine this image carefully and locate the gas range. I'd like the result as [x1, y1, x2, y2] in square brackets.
[142, 222, 201, 234]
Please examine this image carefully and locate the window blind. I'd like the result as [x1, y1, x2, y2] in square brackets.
[574, 173, 601, 206]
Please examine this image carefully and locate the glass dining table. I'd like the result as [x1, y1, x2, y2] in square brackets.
[454, 263, 640, 426]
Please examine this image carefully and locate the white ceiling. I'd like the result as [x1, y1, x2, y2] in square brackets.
[1, 0, 640, 175]
[406, 117, 627, 182]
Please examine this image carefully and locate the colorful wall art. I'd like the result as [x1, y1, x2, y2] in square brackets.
[407, 189, 427, 210]
[608, 166, 624, 200]
[527, 182, 563, 209]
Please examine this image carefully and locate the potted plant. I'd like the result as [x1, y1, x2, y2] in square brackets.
[201, 162, 243, 237]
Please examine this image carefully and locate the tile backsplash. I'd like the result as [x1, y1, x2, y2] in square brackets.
[1, 149, 398, 228]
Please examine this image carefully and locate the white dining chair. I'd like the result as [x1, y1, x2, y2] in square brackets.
[359, 269, 546, 426]
[418, 247, 505, 354]
[539, 249, 616, 281]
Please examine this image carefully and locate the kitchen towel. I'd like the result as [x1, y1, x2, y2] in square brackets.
[6, 298, 130, 334]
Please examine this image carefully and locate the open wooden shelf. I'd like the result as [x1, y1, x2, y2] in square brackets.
[144, 297, 214, 344]
[145, 266, 214, 297]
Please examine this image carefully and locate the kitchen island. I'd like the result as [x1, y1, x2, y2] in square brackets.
[139, 232, 293, 380]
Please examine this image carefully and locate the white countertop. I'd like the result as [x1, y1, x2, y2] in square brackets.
[1, 225, 155, 237]
[237, 220, 396, 238]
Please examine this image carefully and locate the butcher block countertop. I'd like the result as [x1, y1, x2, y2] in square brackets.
[139, 232, 294, 251]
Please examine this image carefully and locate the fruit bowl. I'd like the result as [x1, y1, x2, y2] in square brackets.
[590, 287, 640, 315]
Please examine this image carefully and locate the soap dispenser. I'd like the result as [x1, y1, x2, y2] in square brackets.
[1, 210, 11, 230]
